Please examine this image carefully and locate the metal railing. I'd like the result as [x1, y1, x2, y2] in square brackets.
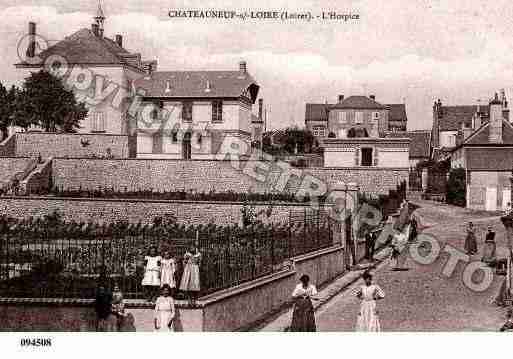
[0, 209, 333, 299]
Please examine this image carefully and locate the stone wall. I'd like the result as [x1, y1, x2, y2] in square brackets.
[14, 133, 130, 159]
[0, 246, 345, 332]
[0, 157, 33, 188]
[0, 197, 323, 225]
[0, 134, 16, 157]
[52, 159, 408, 195]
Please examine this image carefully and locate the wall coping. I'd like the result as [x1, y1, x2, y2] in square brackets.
[0, 156, 31, 159]
[0, 297, 195, 309]
[0, 195, 332, 207]
[196, 245, 343, 306]
[15, 132, 129, 138]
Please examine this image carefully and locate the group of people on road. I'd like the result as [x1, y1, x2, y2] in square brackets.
[464, 222, 497, 265]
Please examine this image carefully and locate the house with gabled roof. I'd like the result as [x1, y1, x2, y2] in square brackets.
[133, 62, 260, 159]
[449, 92, 513, 211]
[14, 2, 262, 160]
[305, 94, 408, 139]
[15, 2, 155, 136]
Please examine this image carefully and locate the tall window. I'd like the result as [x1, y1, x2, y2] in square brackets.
[182, 101, 193, 122]
[212, 100, 223, 122]
[355, 111, 363, 124]
[91, 112, 105, 132]
[338, 111, 347, 123]
[312, 125, 326, 137]
[361, 147, 373, 166]
[372, 112, 380, 120]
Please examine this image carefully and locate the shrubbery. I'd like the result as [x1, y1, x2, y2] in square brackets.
[446, 167, 466, 207]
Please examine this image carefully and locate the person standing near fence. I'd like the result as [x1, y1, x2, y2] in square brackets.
[160, 250, 177, 295]
[354, 271, 385, 332]
[95, 280, 117, 331]
[290, 274, 318, 332]
[142, 246, 162, 302]
[180, 246, 201, 305]
[154, 284, 176, 332]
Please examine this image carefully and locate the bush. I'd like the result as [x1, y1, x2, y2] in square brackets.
[446, 167, 466, 207]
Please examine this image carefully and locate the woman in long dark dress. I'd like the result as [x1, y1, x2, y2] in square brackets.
[464, 222, 478, 255]
[482, 226, 497, 265]
[290, 274, 317, 332]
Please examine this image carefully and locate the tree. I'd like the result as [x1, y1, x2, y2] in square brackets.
[446, 167, 466, 207]
[0, 83, 17, 141]
[15, 70, 88, 132]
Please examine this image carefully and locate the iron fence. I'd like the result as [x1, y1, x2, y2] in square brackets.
[0, 209, 333, 299]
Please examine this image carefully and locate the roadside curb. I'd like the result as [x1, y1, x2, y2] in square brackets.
[257, 246, 392, 331]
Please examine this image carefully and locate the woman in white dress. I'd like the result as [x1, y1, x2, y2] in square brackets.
[154, 284, 175, 332]
[142, 246, 162, 302]
[179, 246, 201, 304]
[160, 250, 176, 292]
[354, 271, 385, 332]
[290, 274, 318, 331]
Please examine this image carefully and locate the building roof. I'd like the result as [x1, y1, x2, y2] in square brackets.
[384, 130, 431, 158]
[134, 71, 259, 102]
[331, 96, 386, 110]
[16, 28, 146, 71]
[305, 99, 405, 123]
[305, 104, 330, 122]
[388, 104, 408, 123]
[438, 105, 489, 131]
[459, 120, 513, 146]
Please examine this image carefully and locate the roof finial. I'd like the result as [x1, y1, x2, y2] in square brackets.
[94, 1, 106, 37]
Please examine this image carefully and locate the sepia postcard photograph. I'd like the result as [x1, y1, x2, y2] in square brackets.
[0, 0, 512, 355]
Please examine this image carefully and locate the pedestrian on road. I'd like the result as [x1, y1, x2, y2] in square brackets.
[290, 274, 318, 332]
[364, 229, 376, 262]
[409, 215, 418, 242]
[482, 225, 497, 265]
[499, 308, 513, 332]
[390, 231, 408, 270]
[354, 271, 385, 332]
[464, 222, 478, 256]
[154, 284, 176, 332]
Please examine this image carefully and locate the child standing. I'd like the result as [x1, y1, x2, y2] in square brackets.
[141, 246, 161, 302]
[179, 246, 201, 304]
[154, 284, 175, 332]
[160, 250, 177, 294]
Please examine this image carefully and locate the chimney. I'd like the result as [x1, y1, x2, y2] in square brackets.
[338, 95, 344, 103]
[489, 92, 503, 144]
[26, 22, 36, 58]
[258, 99, 263, 121]
[115, 34, 123, 48]
[239, 61, 247, 74]
[369, 95, 375, 101]
[91, 23, 99, 37]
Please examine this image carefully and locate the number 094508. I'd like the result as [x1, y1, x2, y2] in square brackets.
[20, 338, 52, 347]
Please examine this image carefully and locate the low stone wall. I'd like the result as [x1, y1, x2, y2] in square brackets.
[52, 158, 408, 195]
[0, 134, 16, 157]
[0, 245, 345, 332]
[0, 157, 33, 188]
[14, 133, 130, 159]
[0, 196, 325, 225]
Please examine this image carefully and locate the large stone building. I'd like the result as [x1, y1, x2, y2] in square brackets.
[305, 95, 408, 139]
[450, 92, 513, 211]
[134, 62, 260, 159]
[15, 3, 153, 137]
[304, 95, 410, 169]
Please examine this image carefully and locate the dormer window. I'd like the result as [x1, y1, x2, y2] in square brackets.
[182, 101, 193, 122]
[355, 111, 363, 124]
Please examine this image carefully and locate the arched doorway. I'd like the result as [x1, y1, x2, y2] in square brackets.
[182, 132, 192, 160]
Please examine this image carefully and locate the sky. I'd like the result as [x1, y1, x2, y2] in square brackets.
[1, 0, 513, 130]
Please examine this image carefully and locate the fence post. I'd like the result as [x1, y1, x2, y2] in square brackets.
[270, 225, 275, 269]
